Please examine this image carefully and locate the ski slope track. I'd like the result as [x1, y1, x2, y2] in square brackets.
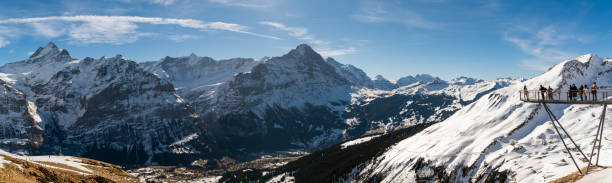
[344, 54, 612, 182]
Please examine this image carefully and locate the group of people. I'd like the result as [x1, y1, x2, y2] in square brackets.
[523, 82, 599, 101]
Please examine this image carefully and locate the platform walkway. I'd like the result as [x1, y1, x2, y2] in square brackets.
[519, 90, 612, 104]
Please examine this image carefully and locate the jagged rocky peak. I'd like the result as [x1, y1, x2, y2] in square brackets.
[373, 75, 388, 81]
[449, 76, 482, 85]
[28, 42, 71, 61]
[283, 44, 325, 61]
[372, 75, 396, 90]
[396, 74, 442, 86]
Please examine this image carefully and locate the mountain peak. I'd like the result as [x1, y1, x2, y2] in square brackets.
[575, 53, 601, 64]
[374, 75, 386, 80]
[44, 42, 58, 50]
[29, 42, 62, 59]
[287, 44, 317, 57]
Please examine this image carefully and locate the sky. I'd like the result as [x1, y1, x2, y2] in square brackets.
[0, 0, 611, 81]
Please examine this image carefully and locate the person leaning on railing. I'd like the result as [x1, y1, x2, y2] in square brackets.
[547, 86, 553, 100]
[539, 85, 546, 100]
[523, 86, 529, 101]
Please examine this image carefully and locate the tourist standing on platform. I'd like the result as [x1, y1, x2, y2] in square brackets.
[578, 85, 584, 101]
[571, 84, 578, 101]
[567, 85, 572, 101]
[540, 85, 546, 100]
[591, 82, 598, 101]
[584, 85, 589, 100]
[568, 84, 573, 101]
[547, 86, 553, 100]
[523, 86, 529, 101]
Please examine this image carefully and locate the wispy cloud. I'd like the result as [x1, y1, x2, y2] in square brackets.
[0, 37, 9, 48]
[169, 34, 199, 42]
[504, 25, 583, 70]
[317, 47, 356, 57]
[260, 21, 328, 45]
[0, 26, 16, 47]
[352, 1, 439, 29]
[0, 15, 280, 45]
[117, 0, 176, 6]
[208, 0, 272, 8]
[151, 0, 175, 6]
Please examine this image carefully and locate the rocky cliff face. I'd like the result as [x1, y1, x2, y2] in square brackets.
[0, 79, 44, 153]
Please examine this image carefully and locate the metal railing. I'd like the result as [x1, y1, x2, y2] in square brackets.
[519, 90, 612, 104]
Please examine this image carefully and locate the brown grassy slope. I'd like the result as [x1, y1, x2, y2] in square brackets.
[549, 166, 610, 183]
[0, 154, 139, 183]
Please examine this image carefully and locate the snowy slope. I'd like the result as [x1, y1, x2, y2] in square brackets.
[345, 54, 612, 182]
[140, 54, 261, 102]
[0, 149, 137, 182]
[345, 77, 519, 134]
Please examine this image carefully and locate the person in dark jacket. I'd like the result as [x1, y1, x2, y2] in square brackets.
[573, 84, 579, 101]
[569, 84, 577, 101]
[579, 85, 584, 101]
[540, 85, 547, 100]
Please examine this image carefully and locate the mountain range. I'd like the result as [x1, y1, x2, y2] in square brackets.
[0, 42, 517, 166]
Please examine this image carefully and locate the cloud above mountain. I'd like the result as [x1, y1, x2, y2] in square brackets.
[0, 15, 280, 45]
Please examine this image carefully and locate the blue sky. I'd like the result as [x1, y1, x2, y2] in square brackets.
[0, 0, 611, 80]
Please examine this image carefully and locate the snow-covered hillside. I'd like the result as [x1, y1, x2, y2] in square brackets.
[0, 149, 137, 182]
[344, 54, 612, 182]
[346, 77, 519, 134]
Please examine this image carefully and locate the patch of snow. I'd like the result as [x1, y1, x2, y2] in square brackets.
[266, 172, 295, 183]
[576, 168, 612, 183]
[340, 135, 380, 149]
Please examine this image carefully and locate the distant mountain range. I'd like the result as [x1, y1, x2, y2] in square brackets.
[0, 42, 518, 165]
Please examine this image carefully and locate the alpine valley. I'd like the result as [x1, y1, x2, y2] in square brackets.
[0, 42, 518, 171]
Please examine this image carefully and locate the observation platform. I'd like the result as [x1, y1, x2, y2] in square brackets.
[519, 90, 612, 104]
[519, 89, 609, 175]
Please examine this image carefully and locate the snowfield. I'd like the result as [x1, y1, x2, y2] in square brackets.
[345, 54, 612, 182]
[577, 168, 612, 183]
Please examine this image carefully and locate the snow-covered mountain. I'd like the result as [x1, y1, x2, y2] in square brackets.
[140, 44, 516, 154]
[396, 74, 442, 87]
[343, 54, 612, 182]
[0, 43, 212, 165]
[0, 42, 514, 165]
